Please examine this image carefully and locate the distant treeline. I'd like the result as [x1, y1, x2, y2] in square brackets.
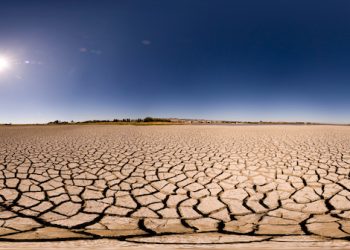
[47, 117, 171, 125]
[3, 118, 347, 126]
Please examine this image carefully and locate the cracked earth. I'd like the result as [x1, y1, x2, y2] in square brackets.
[1, 125, 350, 247]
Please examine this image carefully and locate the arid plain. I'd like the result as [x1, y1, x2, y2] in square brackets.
[1, 125, 350, 249]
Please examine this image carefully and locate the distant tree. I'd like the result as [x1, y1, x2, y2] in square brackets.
[144, 117, 154, 122]
[144, 117, 171, 122]
[48, 120, 69, 125]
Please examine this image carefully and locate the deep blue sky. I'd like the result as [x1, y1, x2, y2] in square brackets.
[1, 0, 350, 123]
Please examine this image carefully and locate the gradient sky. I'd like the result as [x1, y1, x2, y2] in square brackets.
[1, 0, 350, 123]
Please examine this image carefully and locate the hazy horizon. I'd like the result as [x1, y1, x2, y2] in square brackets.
[1, 0, 350, 124]
[2, 115, 350, 125]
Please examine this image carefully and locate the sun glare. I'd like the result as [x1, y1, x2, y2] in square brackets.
[0, 56, 10, 72]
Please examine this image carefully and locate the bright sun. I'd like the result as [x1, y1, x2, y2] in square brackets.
[0, 57, 10, 72]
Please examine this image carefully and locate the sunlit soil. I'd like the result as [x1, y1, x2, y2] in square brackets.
[0, 125, 350, 248]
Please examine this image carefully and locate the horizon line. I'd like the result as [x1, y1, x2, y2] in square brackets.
[1, 117, 349, 126]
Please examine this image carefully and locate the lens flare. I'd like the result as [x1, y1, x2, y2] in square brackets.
[0, 56, 10, 72]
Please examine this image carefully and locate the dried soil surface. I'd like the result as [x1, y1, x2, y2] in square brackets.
[1, 125, 350, 248]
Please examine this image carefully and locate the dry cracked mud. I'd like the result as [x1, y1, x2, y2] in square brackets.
[1, 125, 350, 247]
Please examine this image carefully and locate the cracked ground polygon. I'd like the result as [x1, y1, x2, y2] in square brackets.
[1, 125, 350, 244]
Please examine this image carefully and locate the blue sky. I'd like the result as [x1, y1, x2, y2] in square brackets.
[0, 0, 350, 123]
